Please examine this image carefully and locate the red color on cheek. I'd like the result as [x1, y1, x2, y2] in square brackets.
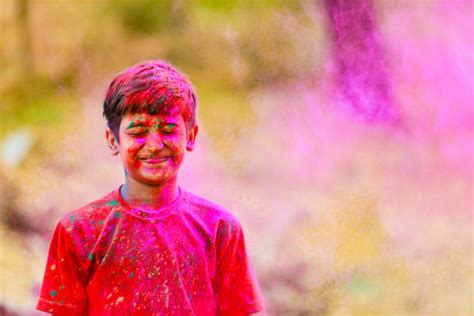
[126, 140, 145, 167]
[166, 143, 181, 163]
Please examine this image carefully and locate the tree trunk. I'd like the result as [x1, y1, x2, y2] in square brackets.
[15, 0, 34, 78]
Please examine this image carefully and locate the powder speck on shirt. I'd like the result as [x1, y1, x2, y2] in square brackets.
[36, 188, 264, 315]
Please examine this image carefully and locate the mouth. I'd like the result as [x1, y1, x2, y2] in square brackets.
[139, 157, 169, 164]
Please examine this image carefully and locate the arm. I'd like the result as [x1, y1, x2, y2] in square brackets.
[36, 223, 88, 316]
[214, 216, 265, 315]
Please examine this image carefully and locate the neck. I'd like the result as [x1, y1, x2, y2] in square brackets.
[120, 176, 179, 210]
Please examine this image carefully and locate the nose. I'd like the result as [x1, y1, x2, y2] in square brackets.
[144, 132, 164, 152]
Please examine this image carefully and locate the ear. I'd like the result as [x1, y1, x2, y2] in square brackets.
[186, 125, 198, 152]
[105, 128, 120, 156]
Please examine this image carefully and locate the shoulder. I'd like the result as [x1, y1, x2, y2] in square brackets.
[180, 189, 242, 231]
[59, 189, 118, 231]
[49, 189, 119, 258]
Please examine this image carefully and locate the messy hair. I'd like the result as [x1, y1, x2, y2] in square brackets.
[103, 60, 197, 140]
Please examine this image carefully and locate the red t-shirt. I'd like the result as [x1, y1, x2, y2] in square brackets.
[36, 188, 264, 315]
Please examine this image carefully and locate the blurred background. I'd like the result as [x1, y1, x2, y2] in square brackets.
[0, 0, 473, 315]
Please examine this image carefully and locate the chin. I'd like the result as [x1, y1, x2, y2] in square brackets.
[137, 173, 177, 186]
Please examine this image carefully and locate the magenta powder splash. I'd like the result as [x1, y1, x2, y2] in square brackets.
[324, 0, 400, 124]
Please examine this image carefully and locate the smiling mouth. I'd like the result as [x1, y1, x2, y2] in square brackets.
[140, 157, 169, 164]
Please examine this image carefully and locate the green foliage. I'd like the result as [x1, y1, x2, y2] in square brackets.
[194, 0, 240, 13]
[194, 0, 301, 12]
[106, 0, 187, 35]
[0, 1, 472, 315]
[0, 76, 77, 139]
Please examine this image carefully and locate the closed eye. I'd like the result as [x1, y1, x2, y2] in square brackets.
[161, 123, 177, 134]
[127, 127, 147, 136]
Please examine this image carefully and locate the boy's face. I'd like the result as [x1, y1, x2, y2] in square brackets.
[106, 107, 198, 187]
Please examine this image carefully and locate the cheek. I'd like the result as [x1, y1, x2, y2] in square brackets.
[124, 139, 146, 165]
[165, 139, 186, 162]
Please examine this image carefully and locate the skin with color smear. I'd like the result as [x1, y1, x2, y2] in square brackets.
[105, 107, 198, 211]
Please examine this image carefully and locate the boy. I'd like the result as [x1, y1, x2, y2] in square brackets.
[36, 61, 264, 315]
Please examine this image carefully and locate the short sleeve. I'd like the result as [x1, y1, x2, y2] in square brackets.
[36, 223, 88, 315]
[214, 217, 265, 315]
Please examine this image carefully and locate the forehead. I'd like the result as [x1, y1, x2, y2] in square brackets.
[120, 110, 183, 126]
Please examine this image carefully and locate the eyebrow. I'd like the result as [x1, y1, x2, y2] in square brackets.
[127, 120, 146, 129]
